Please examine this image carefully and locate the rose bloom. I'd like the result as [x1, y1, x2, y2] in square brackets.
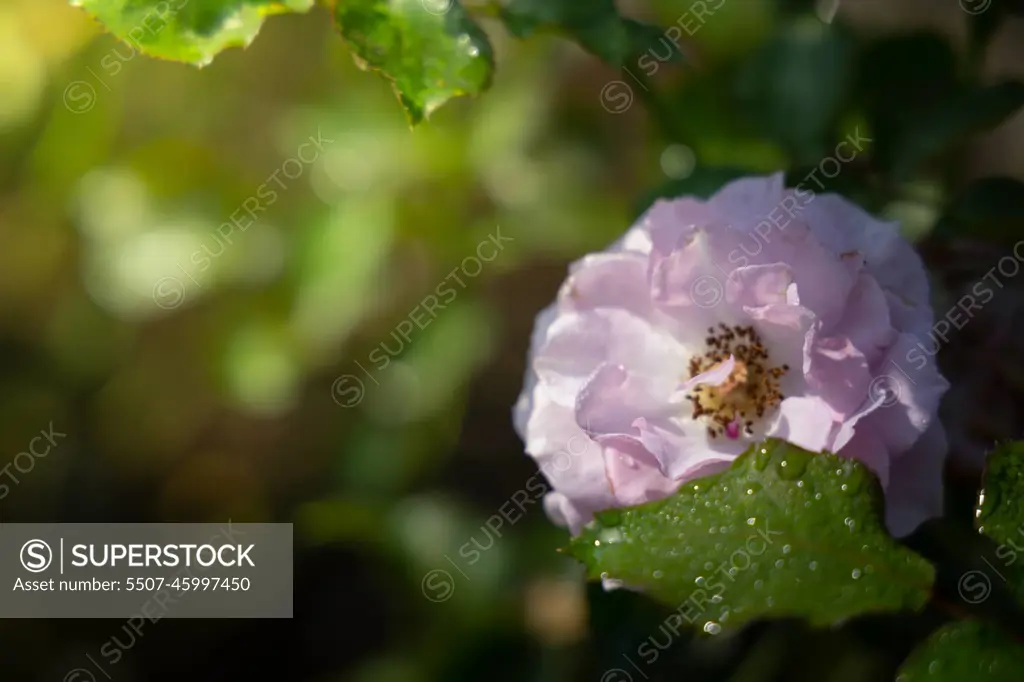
[514, 174, 948, 539]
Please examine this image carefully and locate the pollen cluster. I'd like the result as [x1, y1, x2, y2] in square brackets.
[686, 324, 789, 439]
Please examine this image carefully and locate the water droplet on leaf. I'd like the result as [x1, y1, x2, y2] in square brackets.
[754, 447, 772, 471]
[703, 622, 722, 635]
[776, 448, 811, 480]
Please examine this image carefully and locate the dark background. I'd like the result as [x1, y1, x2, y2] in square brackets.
[2, 0, 1024, 680]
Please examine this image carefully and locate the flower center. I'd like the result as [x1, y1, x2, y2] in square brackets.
[686, 324, 789, 440]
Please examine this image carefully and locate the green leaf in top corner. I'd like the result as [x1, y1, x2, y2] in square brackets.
[331, 0, 494, 125]
[569, 439, 935, 634]
[895, 621, 1024, 682]
[75, 0, 315, 66]
[974, 440, 1024, 606]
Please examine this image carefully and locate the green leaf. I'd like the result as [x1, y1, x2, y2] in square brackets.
[569, 439, 935, 633]
[933, 177, 1024, 242]
[499, 0, 682, 68]
[975, 440, 1024, 605]
[75, 0, 315, 66]
[331, 0, 494, 124]
[895, 621, 1024, 682]
[891, 81, 1024, 180]
[734, 17, 854, 164]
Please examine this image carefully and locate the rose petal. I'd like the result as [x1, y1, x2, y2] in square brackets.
[768, 396, 836, 453]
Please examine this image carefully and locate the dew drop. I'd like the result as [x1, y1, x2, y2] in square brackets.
[843, 473, 863, 494]
[695, 576, 707, 587]
[775, 559, 784, 569]
[704, 561, 714, 570]
[754, 580, 764, 589]
[754, 447, 772, 471]
[703, 622, 722, 635]
[777, 448, 811, 480]
[782, 544, 792, 554]
[653, 570, 664, 579]
[747, 517, 757, 526]
[808, 561, 818, 570]
[977, 486, 1000, 520]
[851, 568, 862, 580]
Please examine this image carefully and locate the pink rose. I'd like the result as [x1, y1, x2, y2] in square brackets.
[514, 173, 949, 538]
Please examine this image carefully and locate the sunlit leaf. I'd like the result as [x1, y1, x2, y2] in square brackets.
[74, 0, 314, 66]
[570, 439, 935, 633]
[331, 0, 494, 124]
